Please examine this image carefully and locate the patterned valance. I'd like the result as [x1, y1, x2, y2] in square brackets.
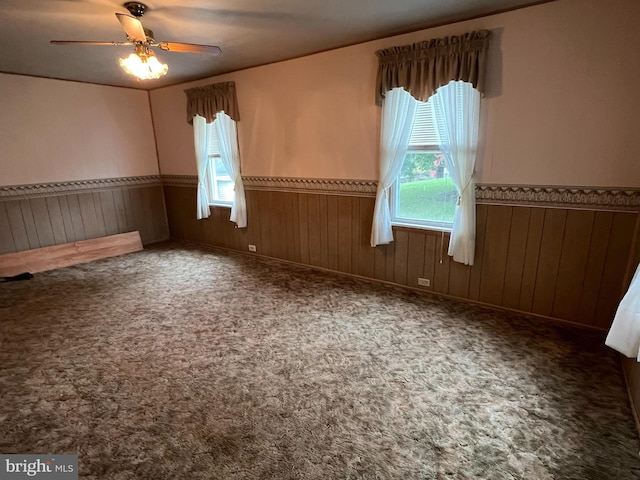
[185, 81, 240, 124]
[375, 30, 491, 106]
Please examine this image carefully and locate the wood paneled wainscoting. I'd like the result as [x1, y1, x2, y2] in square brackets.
[0, 176, 169, 254]
[163, 176, 640, 331]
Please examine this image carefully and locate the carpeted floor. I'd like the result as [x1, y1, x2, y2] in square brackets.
[0, 243, 639, 479]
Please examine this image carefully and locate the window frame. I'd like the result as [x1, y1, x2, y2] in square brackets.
[389, 100, 455, 232]
[206, 123, 233, 208]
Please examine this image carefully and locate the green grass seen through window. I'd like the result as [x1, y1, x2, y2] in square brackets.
[397, 178, 457, 223]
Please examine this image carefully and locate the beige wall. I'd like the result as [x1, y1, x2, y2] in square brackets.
[150, 0, 640, 188]
[481, 0, 639, 187]
[0, 73, 159, 186]
[151, 44, 379, 179]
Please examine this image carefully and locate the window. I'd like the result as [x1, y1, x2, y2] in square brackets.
[206, 122, 234, 206]
[390, 99, 457, 231]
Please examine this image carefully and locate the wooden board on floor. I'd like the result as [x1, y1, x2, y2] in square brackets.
[0, 231, 143, 278]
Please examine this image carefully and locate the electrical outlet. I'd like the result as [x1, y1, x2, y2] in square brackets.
[248, 244, 257, 252]
[417, 278, 431, 287]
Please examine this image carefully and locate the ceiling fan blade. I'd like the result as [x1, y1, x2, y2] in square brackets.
[115, 13, 146, 42]
[156, 42, 222, 55]
[51, 40, 132, 47]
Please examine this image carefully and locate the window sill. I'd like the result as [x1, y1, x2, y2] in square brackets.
[391, 221, 451, 234]
[208, 203, 232, 209]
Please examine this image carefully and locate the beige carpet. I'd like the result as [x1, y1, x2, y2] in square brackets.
[1, 243, 638, 479]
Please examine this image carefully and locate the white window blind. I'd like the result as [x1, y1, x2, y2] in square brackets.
[409, 100, 439, 147]
[208, 122, 220, 156]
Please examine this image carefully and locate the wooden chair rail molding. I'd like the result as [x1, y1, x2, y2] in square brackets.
[0, 176, 162, 199]
[2, 176, 638, 210]
[0, 231, 143, 278]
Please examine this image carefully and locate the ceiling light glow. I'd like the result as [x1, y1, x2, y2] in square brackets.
[119, 50, 167, 80]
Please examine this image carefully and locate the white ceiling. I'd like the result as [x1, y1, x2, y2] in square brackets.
[0, 0, 549, 90]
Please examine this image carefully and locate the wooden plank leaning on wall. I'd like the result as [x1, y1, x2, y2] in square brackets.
[0, 231, 143, 278]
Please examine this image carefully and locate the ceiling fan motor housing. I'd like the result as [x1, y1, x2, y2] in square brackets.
[123, 2, 148, 17]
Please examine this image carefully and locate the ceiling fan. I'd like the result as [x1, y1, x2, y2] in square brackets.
[51, 2, 222, 80]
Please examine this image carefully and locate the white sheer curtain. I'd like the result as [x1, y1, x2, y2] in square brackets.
[606, 264, 640, 359]
[215, 111, 247, 228]
[431, 81, 480, 266]
[193, 114, 211, 220]
[370, 87, 417, 247]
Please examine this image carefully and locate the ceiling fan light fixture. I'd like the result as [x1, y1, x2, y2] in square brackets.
[119, 49, 168, 80]
[52, 2, 220, 83]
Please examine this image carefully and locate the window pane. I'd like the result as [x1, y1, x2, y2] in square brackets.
[396, 152, 457, 224]
[213, 157, 234, 203]
[214, 157, 228, 177]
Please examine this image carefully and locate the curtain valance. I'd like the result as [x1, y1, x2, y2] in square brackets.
[185, 81, 240, 124]
[375, 30, 491, 106]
